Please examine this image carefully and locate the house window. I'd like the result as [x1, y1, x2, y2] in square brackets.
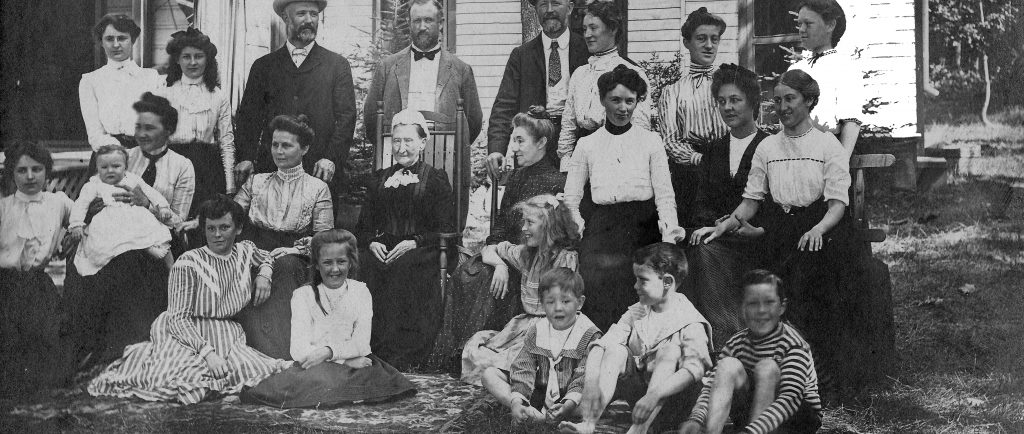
[739, 0, 802, 91]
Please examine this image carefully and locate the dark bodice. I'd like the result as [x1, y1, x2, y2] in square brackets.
[691, 129, 769, 228]
[355, 161, 455, 249]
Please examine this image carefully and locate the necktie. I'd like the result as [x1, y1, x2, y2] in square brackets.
[141, 148, 168, 186]
[808, 49, 836, 66]
[413, 48, 440, 61]
[689, 64, 713, 88]
[548, 40, 562, 87]
[292, 47, 308, 66]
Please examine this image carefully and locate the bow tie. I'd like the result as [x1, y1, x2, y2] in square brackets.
[292, 47, 308, 57]
[808, 49, 836, 66]
[413, 48, 439, 61]
[688, 64, 714, 88]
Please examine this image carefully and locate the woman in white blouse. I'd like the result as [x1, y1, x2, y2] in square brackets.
[704, 69, 867, 398]
[563, 65, 684, 331]
[156, 28, 236, 221]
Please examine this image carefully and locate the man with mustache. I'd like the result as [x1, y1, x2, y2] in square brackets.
[363, 0, 483, 225]
[656, 8, 730, 228]
[484, 0, 589, 176]
[235, 0, 357, 193]
[363, 0, 482, 143]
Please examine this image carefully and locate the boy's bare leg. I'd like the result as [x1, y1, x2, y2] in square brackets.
[627, 345, 682, 434]
[748, 359, 781, 421]
[559, 345, 629, 434]
[705, 357, 748, 434]
[482, 367, 514, 407]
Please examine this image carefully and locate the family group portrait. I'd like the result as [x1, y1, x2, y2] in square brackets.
[0, 0, 1021, 432]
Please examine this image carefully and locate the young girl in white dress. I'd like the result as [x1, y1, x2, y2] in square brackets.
[241, 229, 416, 408]
[69, 144, 177, 275]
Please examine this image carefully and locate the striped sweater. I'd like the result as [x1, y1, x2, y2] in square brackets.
[688, 322, 821, 434]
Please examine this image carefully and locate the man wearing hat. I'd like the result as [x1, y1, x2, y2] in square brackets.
[235, 0, 357, 191]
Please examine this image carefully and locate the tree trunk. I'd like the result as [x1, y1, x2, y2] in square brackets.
[979, 0, 992, 126]
[522, 0, 539, 42]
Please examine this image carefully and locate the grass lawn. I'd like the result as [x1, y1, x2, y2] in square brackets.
[2, 119, 1022, 433]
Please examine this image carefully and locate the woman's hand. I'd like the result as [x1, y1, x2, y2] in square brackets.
[234, 160, 254, 186]
[369, 242, 388, 263]
[546, 399, 577, 421]
[126, 185, 152, 208]
[252, 275, 272, 306]
[573, 214, 586, 237]
[384, 239, 416, 264]
[659, 221, 687, 244]
[511, 399, 545, 423]
[688, 227, 715, 245]
[490, 264, 510, 300]
[343, 356, 373, 369]
[312, 158, 336, 183]
[69, 226, 85, 242]
[180, 219, 200, 232]
[205, 352, 229, 378]
[298, 346, 333, 369]
[733, 218, 766, 239]
[798, 225, 826, 252]
[269, 246, 300, 260]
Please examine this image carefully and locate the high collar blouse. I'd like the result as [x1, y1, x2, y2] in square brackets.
[156, 77, 237, 189]
[78, 59, 161, 150]
[234, 165, 334, 235]
[0, 191, 73, 270]
[556, 50, 655, 171]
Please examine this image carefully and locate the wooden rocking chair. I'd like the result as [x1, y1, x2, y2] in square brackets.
[373, 100, 471, 303]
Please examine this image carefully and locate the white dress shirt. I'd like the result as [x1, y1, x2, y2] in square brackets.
[290, 281, 373, 362]
[78, 59, 161, 150]
[407, 43, 442, 112]
[126, 146, 197, 220]
[286, 41, 315, 68]
[542, 31, 571, 117]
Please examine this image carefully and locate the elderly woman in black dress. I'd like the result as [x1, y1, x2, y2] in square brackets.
[355, 109, 456, 370]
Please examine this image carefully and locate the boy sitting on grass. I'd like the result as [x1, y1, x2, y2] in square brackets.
[483, 267, 602, 424]
[680, 269, 822, 434]
[560, 243, 712, 434]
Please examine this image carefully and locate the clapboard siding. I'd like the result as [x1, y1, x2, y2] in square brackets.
[850, 0, 917, 134]
[455, 0, 522, 126]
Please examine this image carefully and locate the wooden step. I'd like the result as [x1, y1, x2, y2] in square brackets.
[916, 156, 949, 191]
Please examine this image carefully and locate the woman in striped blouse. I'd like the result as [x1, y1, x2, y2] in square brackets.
[88, 196, 290, 405]
[156, 28, 236, 221]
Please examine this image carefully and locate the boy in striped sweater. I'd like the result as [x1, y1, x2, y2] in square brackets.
[680, 270, 822, 434]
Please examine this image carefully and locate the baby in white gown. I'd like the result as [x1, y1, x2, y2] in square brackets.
[69, 145, 177, 276]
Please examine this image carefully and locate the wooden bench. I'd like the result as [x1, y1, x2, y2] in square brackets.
[850, 153, 896, 245]
[0, 151, 91, 199]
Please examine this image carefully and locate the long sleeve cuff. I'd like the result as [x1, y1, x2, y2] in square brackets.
[257, 264, 273, 281]
[563, 392, 582, 406]
[560, 155, 572, 173]
[197, 344, 215, 360]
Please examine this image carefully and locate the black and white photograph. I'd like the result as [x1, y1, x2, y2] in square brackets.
[0, 0, 1021, 432]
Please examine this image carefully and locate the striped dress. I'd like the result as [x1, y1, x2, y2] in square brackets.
[656, 64, 729, 165]
[688, 322, 821, 434]
[88, 241, 291, 404]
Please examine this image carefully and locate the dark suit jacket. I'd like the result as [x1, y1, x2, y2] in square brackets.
[487, 32, 589, 155]
[235, 44, 357, 178]
[363, 47, 483, 142]
[691, 129, 770, 228]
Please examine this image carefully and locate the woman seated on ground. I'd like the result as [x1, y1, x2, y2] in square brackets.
[431, 107, 566, 372]
[564, 65, 685, 331]
[354, 109, 456, 371]
[461, 194, 580, 386]
[232, 114, 334, 361]
[702, 68, 863, 398]
[241, 229, 416, 408]
[88, 196, 291, 405]
[0, 142, 74, 397]
[684, 64, 770, 349]
[63, 93, 195, 373]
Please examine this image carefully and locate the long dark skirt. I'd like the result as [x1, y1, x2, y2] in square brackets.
[579, 199, 660, 331]
[169, 141, 227, 220]
[757, 200, 868, 394]
[360, 245, 443, 371]
[427, 254, 521, 373]
[240, 355, 416, 408]
[61, 249, 168, 376]
[236, 254, 310, 360]
[684, 236, 757, 350]
[1, 269, 62, 396]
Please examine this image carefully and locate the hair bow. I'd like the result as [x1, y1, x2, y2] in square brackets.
[171, 27, 206, 40]
[545, 195, 561, 209]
